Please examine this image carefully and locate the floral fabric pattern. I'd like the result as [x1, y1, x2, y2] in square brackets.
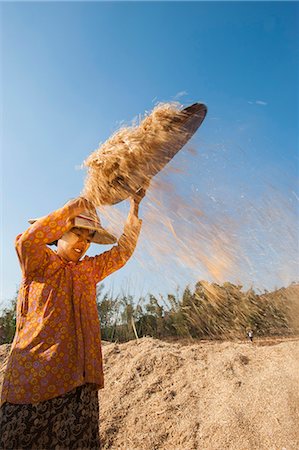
[1, 198, 141, 405]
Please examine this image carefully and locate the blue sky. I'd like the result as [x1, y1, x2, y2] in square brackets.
[1, 1, 298, 308]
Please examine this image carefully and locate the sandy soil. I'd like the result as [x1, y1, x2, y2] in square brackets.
[1, 337, 298, 450]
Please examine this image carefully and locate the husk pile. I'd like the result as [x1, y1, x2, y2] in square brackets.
[1, 337, 298, 449]
[82, 102, 202, 206]
[98, 336, 299, 450]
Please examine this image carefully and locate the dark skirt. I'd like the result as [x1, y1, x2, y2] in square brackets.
[0, 383, 101, 450]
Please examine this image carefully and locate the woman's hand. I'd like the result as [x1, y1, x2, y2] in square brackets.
[130, 188, 146, 217]
[64, 197, 97, 217]
[133, 187, 147, 204]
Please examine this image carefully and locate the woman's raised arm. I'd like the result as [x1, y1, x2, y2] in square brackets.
[16, 197, 95, 276]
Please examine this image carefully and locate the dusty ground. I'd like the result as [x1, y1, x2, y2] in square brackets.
[1, 336, 299, 450]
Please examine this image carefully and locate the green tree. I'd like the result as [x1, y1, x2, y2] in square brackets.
[0, 295, 17, 344]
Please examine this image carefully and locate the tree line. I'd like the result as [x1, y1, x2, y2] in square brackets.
[1, 281, 298, 345]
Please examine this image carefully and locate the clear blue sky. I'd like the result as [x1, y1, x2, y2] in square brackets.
[1, 1, 298, 308]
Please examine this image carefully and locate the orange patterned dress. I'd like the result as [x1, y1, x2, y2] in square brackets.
[1, 198, 141, 405]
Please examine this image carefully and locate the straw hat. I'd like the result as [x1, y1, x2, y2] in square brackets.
[28, 210, 117, 245]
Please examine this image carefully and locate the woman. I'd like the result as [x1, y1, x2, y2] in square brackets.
[0, 193, 144, 449]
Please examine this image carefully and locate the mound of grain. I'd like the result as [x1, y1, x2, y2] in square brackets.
[99, 336, 299, 449]
[1, 337, 298, 449]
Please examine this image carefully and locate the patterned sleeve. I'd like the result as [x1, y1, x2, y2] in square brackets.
[83, 214, 142, 284]
[16, 197, 94, 276]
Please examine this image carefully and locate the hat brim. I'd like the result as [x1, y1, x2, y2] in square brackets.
[76, 225, 117, 245]
[28, 217, 117, 245]
[73, 214, 117, 244]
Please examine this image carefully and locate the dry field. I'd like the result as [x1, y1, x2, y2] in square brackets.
[1, 336, 298, 450]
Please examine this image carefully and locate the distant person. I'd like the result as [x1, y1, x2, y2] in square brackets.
[0, 192, 145, 449]
[247, 330, 254, 342]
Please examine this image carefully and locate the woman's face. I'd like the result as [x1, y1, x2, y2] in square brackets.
[56, 227, 94, 262]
